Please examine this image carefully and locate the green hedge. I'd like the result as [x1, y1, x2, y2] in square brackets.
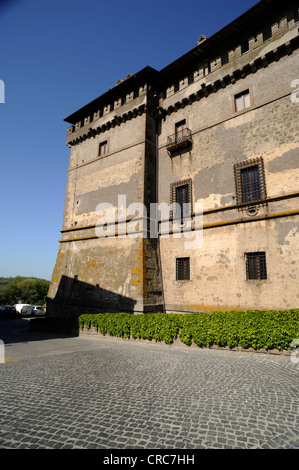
[78, 310, 299, 351]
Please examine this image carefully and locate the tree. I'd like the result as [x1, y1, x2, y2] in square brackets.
[0, 277, 50, 305]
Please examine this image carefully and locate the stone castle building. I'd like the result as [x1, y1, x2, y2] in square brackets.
[47, 0, 299, 316]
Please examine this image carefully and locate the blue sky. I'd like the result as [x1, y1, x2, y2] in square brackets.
[0, 0, 258, 281]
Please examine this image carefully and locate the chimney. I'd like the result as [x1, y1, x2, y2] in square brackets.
[197, 35, 208, 45]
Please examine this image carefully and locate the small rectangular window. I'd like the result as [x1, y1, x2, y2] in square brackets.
[174, 81, 179, 93]
[188, 73, 194, 85]
[241, 40, 249, 54]
[202, 61, 211, 76]
[176, 257, 190, 281]
[245, 252, 267, 280]
[234, 90, 250, 112]
[221, 52, 229, 65]
[99, 141, 108, 156]
[263, 25, 272, 42]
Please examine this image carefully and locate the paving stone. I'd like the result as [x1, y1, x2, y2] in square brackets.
[1, 338, 299, 449]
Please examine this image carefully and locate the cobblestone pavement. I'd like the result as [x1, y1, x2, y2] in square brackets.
[0, 322, 299, 450]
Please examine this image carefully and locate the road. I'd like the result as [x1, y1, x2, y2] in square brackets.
[0, 317, 299, 450]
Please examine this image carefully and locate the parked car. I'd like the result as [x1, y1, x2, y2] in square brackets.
[0, 305, 16, 318]
[31, 305, 45, 316]
[14, 304, 32, 316]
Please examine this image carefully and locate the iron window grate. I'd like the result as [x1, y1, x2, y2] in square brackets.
[245, 252, 267, 280]
[234, 157, 266, 210]
[170, 179, 192, 220]
[240, 164, 261, 202]
[176, 257, 190, 281]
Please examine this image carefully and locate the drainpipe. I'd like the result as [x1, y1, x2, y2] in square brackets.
[155, 111, 165, 313]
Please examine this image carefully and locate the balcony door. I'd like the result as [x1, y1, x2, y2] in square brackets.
[175, 120, 187, 144]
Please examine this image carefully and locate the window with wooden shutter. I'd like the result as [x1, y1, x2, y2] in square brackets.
[99, 141, 108, 156]
[234, 89, 250, 112]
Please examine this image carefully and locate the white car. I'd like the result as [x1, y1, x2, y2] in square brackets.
[14, 304, 32, 316]
[31, 305, 45, 316]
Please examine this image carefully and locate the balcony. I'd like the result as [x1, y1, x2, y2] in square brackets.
[166, 128, 192, 154]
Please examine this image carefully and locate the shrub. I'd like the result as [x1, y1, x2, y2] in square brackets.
[78, 309, 299, 351]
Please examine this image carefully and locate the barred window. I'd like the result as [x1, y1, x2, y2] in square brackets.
[176, 184, 189, 215]
[234, 158, 266, 207]
[176, 257, 190, 281]
[170, 179, 192, 220]
[245, 252, 267, 280]
[241, 165, 261, 202]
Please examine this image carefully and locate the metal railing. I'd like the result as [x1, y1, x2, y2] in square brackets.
[166, 128, 192, 150]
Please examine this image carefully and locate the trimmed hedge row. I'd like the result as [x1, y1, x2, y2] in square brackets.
[78, 310, 299, 351]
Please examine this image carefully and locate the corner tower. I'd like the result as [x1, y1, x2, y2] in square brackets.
[47, 67, 163, 317]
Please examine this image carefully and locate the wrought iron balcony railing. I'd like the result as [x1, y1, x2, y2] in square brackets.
[166, 128, 192, 153]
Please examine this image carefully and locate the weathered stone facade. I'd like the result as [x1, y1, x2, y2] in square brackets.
[47, 0, 299, 316]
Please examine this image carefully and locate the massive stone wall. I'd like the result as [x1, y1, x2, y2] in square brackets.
[157, 19, 299, 311]
[48, 2, 299, 316]
[47, 91, 163, 316]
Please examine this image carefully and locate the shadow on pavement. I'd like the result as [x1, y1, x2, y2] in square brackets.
[0, 317, 79, 346]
